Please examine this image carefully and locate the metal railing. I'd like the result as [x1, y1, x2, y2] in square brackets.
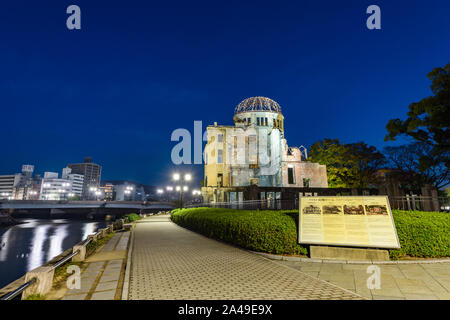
[186, 199, 299, 210]
[187, 196, 450, 212]
[0, 278, 36, 300]
[389, 196, 449, 212]
[0, 234, 96, 300]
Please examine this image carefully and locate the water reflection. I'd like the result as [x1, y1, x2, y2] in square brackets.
[28, 225, 51, 271]
[47, 225, 69, 262]
[0, 219, 106, 289]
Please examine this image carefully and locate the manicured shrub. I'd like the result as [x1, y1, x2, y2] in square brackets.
[171, 208, 450, 260]
[124, 213, 141, 223]
[171, 207, 308, 256]
[390, 210, 450, 259]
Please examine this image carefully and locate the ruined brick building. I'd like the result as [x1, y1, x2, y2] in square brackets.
[201, 97, 328, 203]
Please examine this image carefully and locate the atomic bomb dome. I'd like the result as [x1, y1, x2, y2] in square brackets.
[234, 97, 282, 115]
[202, 96, 328, 203]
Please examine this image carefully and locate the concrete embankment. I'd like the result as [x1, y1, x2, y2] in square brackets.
[0, 214, 22, 227]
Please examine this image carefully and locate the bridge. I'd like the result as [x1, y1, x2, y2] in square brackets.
[0, 200, 174, 219]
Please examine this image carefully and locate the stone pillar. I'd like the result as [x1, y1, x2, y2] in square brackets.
[98, 228, 106, 239]
[22, 266, 55, 299]
[88, 234, 98, 242]
[431, 188, 440, 212]
[72, 244, 86, 262]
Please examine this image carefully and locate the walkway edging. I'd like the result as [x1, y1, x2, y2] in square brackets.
[250, 251, 450, 265]
[121, 227, 134, 300]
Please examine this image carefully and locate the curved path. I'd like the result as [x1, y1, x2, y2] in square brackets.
[127, 215, 362, 300]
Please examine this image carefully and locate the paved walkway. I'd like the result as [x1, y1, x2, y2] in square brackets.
[127, 215, 362, 300]
[277, 260, 450, 300]
[61, 231, 129, 300]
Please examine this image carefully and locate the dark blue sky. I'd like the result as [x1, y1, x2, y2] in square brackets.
[1, 0, 449, 187]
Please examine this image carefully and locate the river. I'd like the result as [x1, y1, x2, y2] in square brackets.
[0, 218, 107, 289]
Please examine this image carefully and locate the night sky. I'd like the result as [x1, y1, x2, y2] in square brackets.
[1, 0, 449, 187]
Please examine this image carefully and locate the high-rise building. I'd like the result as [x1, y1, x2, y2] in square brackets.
[40, 169, 85, 200]
[0, 174, 22, 200]
[67, 157, 102, 200]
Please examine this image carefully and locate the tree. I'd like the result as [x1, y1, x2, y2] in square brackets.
[383, 142, 448, 190]
[309, 139, 385, 188]
[385, 63, 450, 174]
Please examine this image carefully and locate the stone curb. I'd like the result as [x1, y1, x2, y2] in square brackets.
[250, 251, 450, 265]
[121, 227, 134, 300]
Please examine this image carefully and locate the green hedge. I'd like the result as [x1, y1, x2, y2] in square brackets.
[171, 208, 450, 259]
[124, 213, 141, 223]
[171, 208, 308, 256]
[390, 210, 450, 259]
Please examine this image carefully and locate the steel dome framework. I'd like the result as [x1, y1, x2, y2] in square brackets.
[234, 97, 282, 114]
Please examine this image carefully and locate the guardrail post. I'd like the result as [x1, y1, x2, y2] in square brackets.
[72, 244, 86, 262]
[106, 225, 113, 233]
[115, 219, 124, 230]
[88, 233, 98, 242]
[22, 266, 54, 299]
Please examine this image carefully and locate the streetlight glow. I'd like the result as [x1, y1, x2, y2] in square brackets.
[173, 173, 180, 181]
[184, 174, 191, 181]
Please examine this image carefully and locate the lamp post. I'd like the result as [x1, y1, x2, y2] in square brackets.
[172, 173, 191, 208]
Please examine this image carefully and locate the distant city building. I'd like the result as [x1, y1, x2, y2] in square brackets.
[67, 157, 102, 200]
[111, 182, 145, 201]
[0, 174, 22, 200]
[1, 165, 41, 200]
[40, 169, 85, 200]
[62, 167, 84, 198]
[99, 183, 114, 201]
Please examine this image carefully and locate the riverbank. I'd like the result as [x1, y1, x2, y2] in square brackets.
[0, 218, 107, 289]
[0, 214, 22, 227]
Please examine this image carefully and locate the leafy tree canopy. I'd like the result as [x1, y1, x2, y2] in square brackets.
[384, 142, 448, 190]
[385, 63, 449, 160]
[309, 139, 385, 188]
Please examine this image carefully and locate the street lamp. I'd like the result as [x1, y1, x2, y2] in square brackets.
[172, 172, 193, 208]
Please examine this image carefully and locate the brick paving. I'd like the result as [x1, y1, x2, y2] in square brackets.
[61, 232, 129, 300]
[276, 260, 450, 300]
[127, 215, 363, 300]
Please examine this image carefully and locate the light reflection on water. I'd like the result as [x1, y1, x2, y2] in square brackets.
[0, 219, 106, 289]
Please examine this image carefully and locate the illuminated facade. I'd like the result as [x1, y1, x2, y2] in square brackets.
[202, 97, 328, 202]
